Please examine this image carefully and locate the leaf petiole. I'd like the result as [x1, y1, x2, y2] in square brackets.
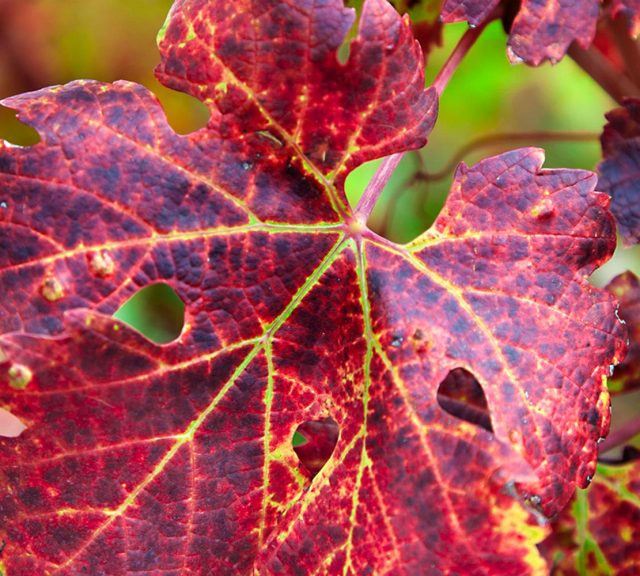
[354, 22, 487, 223]
[432, 21, 487, 97]
[568, 42, 640, 104]
[354, 152, 403, 221]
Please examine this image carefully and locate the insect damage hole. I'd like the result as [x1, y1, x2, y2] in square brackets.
[344, 153, 443, 244]
[437, 368, 493, 433]
[0, 407, 26, 438]
[336, 1, 361, 65]
[0, 105, 40, 146]
[293, 417, 339, 477]
[113, 283, 185, 344]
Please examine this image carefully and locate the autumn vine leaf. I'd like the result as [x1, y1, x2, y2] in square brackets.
[540, 460, 640, 575]
[345, 1, 444, 61]
[605, 272, 640, 395]
[598, 98, 640, 246]
[441, 0, 640, 66]
[0, 0, 628, 575]
[388, 0, 444, 60]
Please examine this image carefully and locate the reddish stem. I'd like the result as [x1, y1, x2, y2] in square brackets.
[568, 42, 640, 103]
[432, 22, 486, 97]
[354, 24, 486, 221]
[420, 130, 600, 182]
[607, 14, 640, 90]
[354, 153, 402, 220]
[599, 416, 640, 454]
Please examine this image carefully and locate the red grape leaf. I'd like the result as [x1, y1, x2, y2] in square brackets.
[319, 0, 444, 64]
[441, 0, 600, 65]
[540, 460, 640, 575]
[598, 98, 640, 246]
[388, 0, 444, 61]
[606, 272, 640, 394]
[0, 0, 627, 573]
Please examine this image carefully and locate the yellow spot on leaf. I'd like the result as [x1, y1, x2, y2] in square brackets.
[41, 275, 65, 302]
[497, 499, 548, 574]
[530, 198, 555, 220]
[509, 429, 522, 444]
[8, 364, 32, 389]
[87, 250, 115, 277]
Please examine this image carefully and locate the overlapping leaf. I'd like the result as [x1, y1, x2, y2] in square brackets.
[598, 98, 640, 246]
[441, 0, 640, 65]
[346, 0, 443, 60]
[388, 0, 443, 61]
[0, 0, 627, 573]
[541, 275, 640, 574]
[606, 272, 640, 394]
[540, 460, 640, 575]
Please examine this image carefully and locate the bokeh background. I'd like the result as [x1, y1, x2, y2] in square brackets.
[0, 0, 638, 440]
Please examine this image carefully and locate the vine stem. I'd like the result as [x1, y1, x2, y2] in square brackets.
[354, 23, 486, 221]
[420, 130, 600, 182]
[377, 130, 598, 237]
[568, 42, 640, 104]
[354, 153, 402, 221]
[431, 22, 486, 98]
[607, 14, 640, 90]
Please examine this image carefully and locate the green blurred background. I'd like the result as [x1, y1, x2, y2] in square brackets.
[1, 0, 639, 342]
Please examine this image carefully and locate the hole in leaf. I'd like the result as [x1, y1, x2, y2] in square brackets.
[337, 35, 352, 65]
[150, 80, 211, 134]
[437, 368, 493, 433]
[0, 105, 40, 146]
[0, 407, 26, 438]
[344, 157, 382, 211]
[344, 153, 440, 244]
[293, 417, 339, 477]
[113, 283, 185, 344]
[336, 0, 361, 65]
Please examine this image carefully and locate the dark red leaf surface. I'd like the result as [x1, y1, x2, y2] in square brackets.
[540, 460, 640, 575]
[441, 0, 600, 65]
[606, 272, 640, 394]
[0, 0, 627, 574]
[598, 98, 640, 246]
